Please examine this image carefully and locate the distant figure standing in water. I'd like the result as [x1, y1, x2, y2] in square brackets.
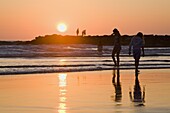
[97, 39, 103, 54]
[111, 28, 121, 66]
[129, 32, 145, 73]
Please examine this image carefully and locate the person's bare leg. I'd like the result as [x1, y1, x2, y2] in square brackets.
[112, 54, 117, 66]
[135, 59, 139, 72]
[116, 53, 120, 67]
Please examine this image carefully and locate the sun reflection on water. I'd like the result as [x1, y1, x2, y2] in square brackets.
[59, 73, 67, 87]
[60, 59, 66, 62]
[58, 73, 67, 113]
[59, 59, 67, 65]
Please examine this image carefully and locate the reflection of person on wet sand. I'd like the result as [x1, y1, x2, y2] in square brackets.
[129, 73, 145, 106]
[112, 68, 122, 102]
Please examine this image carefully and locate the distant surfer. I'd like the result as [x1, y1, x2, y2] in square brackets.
[111, 28, 121, 66]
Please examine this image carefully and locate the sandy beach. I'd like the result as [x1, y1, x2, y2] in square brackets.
[0, 69, 170, 113]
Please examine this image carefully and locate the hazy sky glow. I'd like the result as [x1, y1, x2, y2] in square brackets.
[0, 0, 170, 40]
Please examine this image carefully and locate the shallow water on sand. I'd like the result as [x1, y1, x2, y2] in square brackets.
[0, 56, 170, 75]
[0, 69, 170, 113]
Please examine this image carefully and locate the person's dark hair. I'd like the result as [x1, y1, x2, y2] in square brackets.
[113, 28, 119, 33]
[113, 28, 121, 37]
[137, 32, 143, 38]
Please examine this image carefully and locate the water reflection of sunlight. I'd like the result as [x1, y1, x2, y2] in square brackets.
[59, 73, 67, 87]
[58, 73, 67, 113]
[59, 59, 66, 65]
[60, 59, 66, 62]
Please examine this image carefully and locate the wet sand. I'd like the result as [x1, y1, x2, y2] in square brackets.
[0, 69, 170, 113]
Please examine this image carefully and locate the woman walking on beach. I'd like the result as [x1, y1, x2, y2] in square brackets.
[129, 32, 145, 73]
[112, 28, 121, 66]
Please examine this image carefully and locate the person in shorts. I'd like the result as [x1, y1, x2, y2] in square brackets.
[112, 28, 121, 66]
[129, 32, 145, 73]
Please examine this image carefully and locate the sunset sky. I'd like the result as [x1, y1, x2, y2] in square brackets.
[0, 0, 170, 41]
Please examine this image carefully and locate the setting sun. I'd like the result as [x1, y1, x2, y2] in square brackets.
[57, 23, 67, 33]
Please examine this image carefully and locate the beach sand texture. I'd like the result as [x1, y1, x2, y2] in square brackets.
[0, 69, 170, 113]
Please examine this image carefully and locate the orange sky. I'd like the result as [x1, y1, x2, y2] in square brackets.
[0, 0, 170, 41]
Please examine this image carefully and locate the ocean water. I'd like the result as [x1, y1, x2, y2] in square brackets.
[0, 44, 170, 75]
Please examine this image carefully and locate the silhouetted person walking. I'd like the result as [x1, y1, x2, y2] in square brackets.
[129, 32, 145, 73]
[111, 28, 121, 66]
